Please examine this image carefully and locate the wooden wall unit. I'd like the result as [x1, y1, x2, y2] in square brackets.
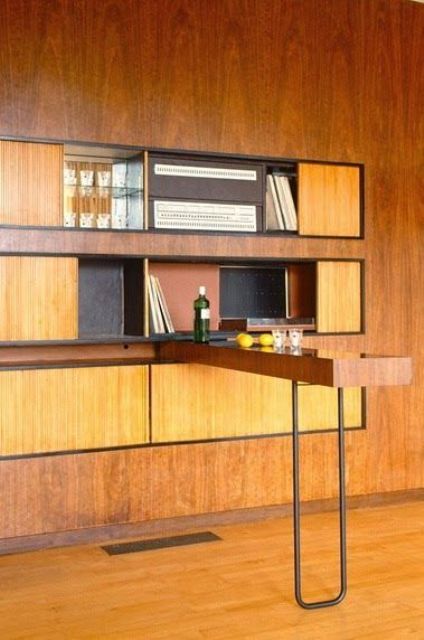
[0, 257, 78, 340]
[0, 141, 63, 226]
[0, 0, 421, 540]
[0, 365, 149, 456]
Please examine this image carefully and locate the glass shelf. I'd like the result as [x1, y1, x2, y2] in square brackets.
[64, 185, 143, 198]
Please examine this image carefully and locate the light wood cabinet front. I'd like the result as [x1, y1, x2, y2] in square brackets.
[298, 163, 361, 237]
[316, 261, 362, 333]
[151, 364, 362, 443]
[0, 365, 149, 456]
[0, 140, 63, 226]
[0, 256, 78, 340]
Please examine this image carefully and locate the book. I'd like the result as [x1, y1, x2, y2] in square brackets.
[148, 275, 165, 333]
[272, 173, 292, 231]
[265, 188, 280, 231]
[280, 175, 298, 231]
[153, 276, 175, 333]
[273, 174, 297, 231]
[266, 174, 285, 230]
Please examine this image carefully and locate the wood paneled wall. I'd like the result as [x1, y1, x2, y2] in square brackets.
[0, 0, 422, 538]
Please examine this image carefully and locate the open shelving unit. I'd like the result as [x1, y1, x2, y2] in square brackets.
[0, 137, 366, 457]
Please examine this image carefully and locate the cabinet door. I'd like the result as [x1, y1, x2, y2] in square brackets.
[0, 140, 63, 226]
[298, 163, 361, 237]
[0, 256, 78, 340]
[150, 364, 362, 443]
[316, 261, 362, 333]
[0, 365, 149, 456]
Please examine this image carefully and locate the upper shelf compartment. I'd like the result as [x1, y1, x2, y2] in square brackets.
[0, 138, 362, 239]
[149, 154, 264, 233]
[63, 144, 144, 231]
[148, 152, 362, 238]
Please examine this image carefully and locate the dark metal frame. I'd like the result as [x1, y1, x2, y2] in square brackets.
[292, 381, 347, 609]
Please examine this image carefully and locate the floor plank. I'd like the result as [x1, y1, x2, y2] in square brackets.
[0, 502, 423, 639]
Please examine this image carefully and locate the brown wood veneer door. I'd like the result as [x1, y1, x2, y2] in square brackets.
[0, 140, 63, 226]
[298, 163, 360, 238]
[316, 261, 362, 333]
[0, 365, 149, 456]
[0, 256, 78, 340]
[150, 364, 362, 442]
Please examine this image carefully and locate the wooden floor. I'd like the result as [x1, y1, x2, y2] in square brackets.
[0, 501, 423, 639]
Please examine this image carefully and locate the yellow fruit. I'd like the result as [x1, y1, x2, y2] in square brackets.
[236, 333, 254, 348]
[258, 333, 274, 346]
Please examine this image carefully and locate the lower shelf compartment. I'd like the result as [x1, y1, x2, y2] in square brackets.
[78, 258, 144, 337]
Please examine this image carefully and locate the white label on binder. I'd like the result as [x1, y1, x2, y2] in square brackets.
[154, 164, 257, 181]
[154, 200, 257, 232]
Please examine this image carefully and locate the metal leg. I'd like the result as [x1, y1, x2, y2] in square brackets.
[292, 381, 347, 609]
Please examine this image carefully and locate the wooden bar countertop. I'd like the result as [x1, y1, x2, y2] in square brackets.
[158, 341, 413, 388]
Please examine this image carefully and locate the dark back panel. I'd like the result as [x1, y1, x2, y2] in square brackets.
[78, 260, 124, 337]
[220, 266, 286, 319]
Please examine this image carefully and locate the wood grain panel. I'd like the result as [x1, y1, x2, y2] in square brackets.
[0, 256, 78, 340]
[0, 0, 422, 541]
[204, 1, 262, 153]
[298, 163, 361, 237]
[316, 261, 362, 332]
[151, 364, 362, 443]
[0, 226, 366, 260]
[159, 341, 411, 388]
[0, 0, 151, 144]
[298, 385, 362, 431]
[0, 343, 157, 367]
[151, 364, 292, 442]
[0, 366, 149, 456]
[0, 140, 63, 225]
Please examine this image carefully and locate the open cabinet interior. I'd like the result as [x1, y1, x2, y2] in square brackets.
[148, 260, 316, 334]
[64, 144, 144, 230]
[78, 258, 144, 338]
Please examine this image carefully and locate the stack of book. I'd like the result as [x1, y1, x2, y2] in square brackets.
[266, 172, 298, 231]
[148, 275, 175, 334]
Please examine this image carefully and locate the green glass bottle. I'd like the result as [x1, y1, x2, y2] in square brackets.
[193, 286, 210, 343]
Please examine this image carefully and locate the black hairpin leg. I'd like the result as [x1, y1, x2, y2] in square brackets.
[292, 381, 347, 609]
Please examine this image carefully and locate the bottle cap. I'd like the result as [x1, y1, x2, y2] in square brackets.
[199, 286, 206, 295]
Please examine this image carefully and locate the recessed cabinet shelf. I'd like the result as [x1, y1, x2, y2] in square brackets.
[265, 164, 298, 232]
[78, 258, 144, 338]
[0, 138, 363, 239]
[148, 258, 361, 337]
[63, 144, 144, 231]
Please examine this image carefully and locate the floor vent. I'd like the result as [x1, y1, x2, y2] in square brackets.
[101, 531, 222, 556]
